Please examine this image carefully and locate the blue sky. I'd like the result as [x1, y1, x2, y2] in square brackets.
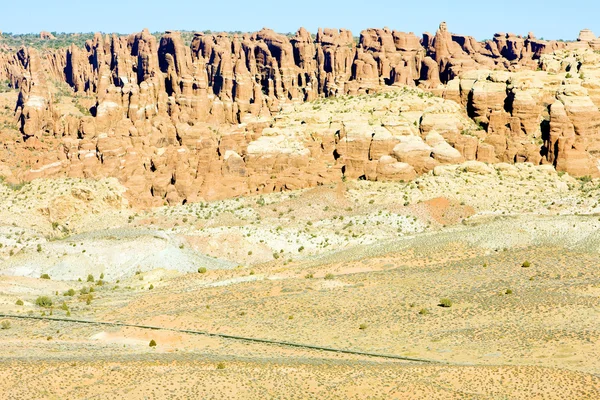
[2, 0, 598, 40]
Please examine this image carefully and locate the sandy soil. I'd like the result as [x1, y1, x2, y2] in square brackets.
[1, 162, 600, 398]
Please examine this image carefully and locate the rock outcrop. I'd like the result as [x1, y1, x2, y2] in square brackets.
[0, 23, 599, 207]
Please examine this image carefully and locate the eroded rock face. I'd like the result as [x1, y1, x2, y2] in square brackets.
[1, 23, 600, 206]
[578, 29, 597, 42]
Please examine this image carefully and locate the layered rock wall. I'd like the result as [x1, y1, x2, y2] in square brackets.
[1, 24, 599, 206]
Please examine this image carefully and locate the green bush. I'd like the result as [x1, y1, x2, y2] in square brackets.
[439, 298, 453, 308]
[35, 296, 53, 307]
[198, 267, 207, 274]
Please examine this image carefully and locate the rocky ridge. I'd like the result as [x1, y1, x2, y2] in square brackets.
[0, 24, 599, 205]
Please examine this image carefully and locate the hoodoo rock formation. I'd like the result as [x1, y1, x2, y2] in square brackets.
[0, 23, 600, 206]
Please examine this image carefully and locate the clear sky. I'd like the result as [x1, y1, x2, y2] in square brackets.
[2, 0, 599, 41]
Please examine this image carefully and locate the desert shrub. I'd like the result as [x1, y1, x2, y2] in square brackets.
[15, 299, 23, 306]
[149, 339, 157, 347]
[505, 289, 513, 295]
[272, 252, 280, 259]
[60, 302, 68, 311]
[418, 308, 429, 315]
[522, 261, 531, 268]
[324, 273, 335, 280]
[63, 289, 76, 297]
[298, 246, 305, 252]
[1, 320, 11, 330]
[35, 296, 53, 307]
[87, 274, 94, 282]
[198, 267, 207, 274]
[359, 323, 368, 330]
[80, 287, 89, 295]
[149, 284, 154, 290]
[216, 362, 226, 370]
[439, 298, 453, 308]
[37, 244, 42, 252]
[305, 273, 314, 279]
[40, 274, 51, 280]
